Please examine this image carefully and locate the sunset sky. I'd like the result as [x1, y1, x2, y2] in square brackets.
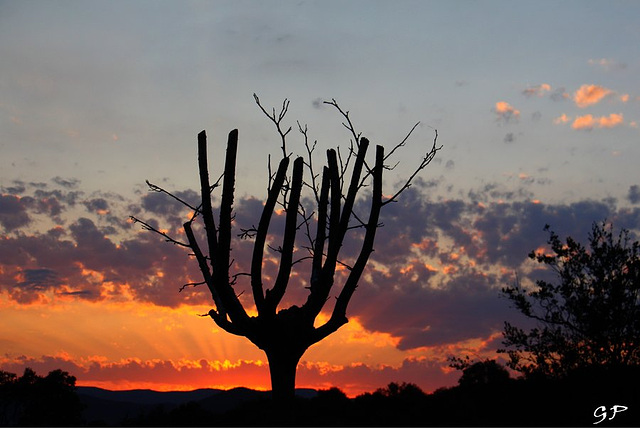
[1, 0, 640, 397]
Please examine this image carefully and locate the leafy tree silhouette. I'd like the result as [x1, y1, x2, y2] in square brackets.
[131, 95, 441, 403]
[501, 221, 640, 378]
[0, 368, 83, 426]
[455, 359, 511, 388]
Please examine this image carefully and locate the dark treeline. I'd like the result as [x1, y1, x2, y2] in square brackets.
[3, 363, 640, 426]
[123, 365, 640, 427]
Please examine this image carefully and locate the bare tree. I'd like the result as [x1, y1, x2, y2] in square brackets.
[131, 95, 441, 402]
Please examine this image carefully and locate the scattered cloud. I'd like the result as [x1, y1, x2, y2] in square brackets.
[571, 113, 624, 130]
[573, 84, 612, 108]
[52, 176, 81, 189]
[0, 194, 31, 231]
[522, 83, 551, 98]
[503, 133, 516, 143]
[588, 58, 627, 71]
[2, 177, 640, 386]
[550, 87, 570, 101]
[553, 113, 571, 124]
[493, 101, 520, 123]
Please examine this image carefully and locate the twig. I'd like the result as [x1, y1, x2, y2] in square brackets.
[130, 216, 190, 247]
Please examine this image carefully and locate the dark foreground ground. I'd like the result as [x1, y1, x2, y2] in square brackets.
[2, 366, 639, 426]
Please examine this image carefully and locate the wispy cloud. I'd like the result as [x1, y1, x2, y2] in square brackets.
[550, 87, 570, 101]
[522, 83, 551, 98]
[588, 58, 627, 71]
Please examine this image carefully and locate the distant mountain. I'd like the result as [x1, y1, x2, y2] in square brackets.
[78, 386, 224, 405]
[77, 386, 317, 426]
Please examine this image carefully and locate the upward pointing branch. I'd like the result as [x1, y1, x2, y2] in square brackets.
[251, 156, 290, 315]
[197, 131, 219, 265]
[216, 130, 238, 286]
[266, 156, 304, 313]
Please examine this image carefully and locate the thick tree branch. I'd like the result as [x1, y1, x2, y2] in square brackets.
[197, 130, 220, 266]
[266, 156, 304, 313]
[312, 144, 384, 344]
[183, 221, 226, 319]
[311, 166, 330, 291]
[251, 156, 290, 315]
[210, 130, 251, 327]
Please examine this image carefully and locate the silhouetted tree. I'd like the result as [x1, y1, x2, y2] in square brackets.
[455, 359, 511, 388]
[0, 368, 83, 426]
[501, 221, 640, 378]
[131, 95, 441, 403]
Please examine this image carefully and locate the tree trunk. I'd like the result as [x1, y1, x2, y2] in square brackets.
[265, 348, 304, 403]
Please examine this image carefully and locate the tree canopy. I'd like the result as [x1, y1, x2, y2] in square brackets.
[0, 368, 83, 426]
[501, 221, 640, 378]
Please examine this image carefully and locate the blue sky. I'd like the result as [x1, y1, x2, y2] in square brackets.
[2, 0, 639, 201]
[1, 0, 640, 394]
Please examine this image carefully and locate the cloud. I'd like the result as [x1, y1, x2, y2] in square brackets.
[573, 84, 612, 108]
[588, 58, 627, 71]
[493, 101, 520, 123]
[503, 133, 515, 143]
[0, 194, 31, 231]
[571, 113, 624, 130]
[339, 183, 633, 351]
[15, 268, 61, 292]
[140, 189, 199, 218]
[3, 176, 640, 357]
[628, 185, 640, 205]
[0, 181, 206, 307]
[550, 87, 570, 101]
[522, 83, 551, 98]
[52, 176, 81, 189]
[553, 113, 571, 124]
[83, 198, 110, 214]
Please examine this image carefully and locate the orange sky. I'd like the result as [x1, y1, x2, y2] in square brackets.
[1, 291, 496, 396]
[2, 177, 637, 395]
